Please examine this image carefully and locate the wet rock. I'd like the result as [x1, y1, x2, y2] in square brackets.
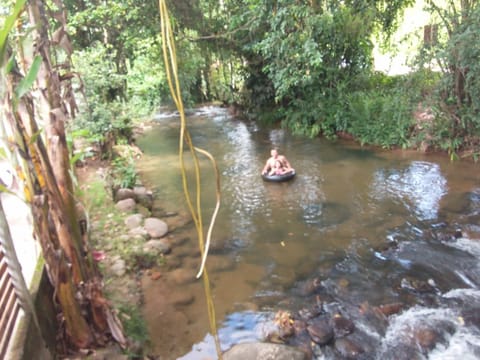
[223, 342, 308, 360]
[174, 245, 201, 259]
[279, 324, 295, 339]
[334, 337, 365, 359]
[115, 188, 135, 202]
[331, 314, 355, 337]
[171, 236, 190, 247]
[170, 268, 197, 285]
[298, 301, 324, 320]
[400, 277, 436, 293]
[358, 302, 389, 330]
[164, 212, 193, 231]
[374, 302, 404, 317]
[288, 331, 313, 359]
[144, 217, 168, 238]
[461, 308, 480, 327]
[134, 186, 153, 210]
[163, 255, 182, 270]
[124, 213, 144, 229]
[115, 198, 136, 213]
[454, 228, 463, 239]
[299, 277, 323, 296]
[206, 255, 235, 272]
[381, 344, 424, 360]
[307, 316, 334, 345]
[208, 238, 226, 253]
[136, 205, 151, 218]
[292, 319, 308, 335]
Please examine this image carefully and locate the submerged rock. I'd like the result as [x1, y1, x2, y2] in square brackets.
[400, 277, 436, 293]
[374, 302, 404, 317]
[331, 314, 355, 337]
[298, 277, 323, 296]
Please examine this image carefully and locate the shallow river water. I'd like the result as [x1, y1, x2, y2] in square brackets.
[136, 106, 480, 359]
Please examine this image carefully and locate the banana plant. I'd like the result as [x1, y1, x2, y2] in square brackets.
[1, 0, 126, 352]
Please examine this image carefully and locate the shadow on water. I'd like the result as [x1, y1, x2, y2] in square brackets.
[136, 106, 480, 359]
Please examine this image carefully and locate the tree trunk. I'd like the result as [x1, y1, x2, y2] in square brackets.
[1, 0, 125, 352]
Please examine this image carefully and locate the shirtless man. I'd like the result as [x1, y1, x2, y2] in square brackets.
[261, 149, 294, 175]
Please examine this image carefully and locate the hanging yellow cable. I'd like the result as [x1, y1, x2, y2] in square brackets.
[159, 1, 222, 358]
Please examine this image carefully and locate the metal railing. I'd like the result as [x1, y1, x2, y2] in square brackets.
[0, 249, 22, 358]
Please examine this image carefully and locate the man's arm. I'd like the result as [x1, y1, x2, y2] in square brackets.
[261, 159, 271, 174]
[280, 156, 292, 170]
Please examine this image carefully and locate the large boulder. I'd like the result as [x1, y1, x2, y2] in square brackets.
[223, 343, 308, 360]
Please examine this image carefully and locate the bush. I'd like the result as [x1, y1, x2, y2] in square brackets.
[110, 156, 137, 189]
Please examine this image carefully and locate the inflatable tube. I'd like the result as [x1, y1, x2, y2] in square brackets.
[261, 170, 296, 182]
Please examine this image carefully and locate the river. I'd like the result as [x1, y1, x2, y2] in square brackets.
[135, 105, 480, 359]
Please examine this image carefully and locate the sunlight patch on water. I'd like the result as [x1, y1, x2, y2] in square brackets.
[371, 161, 448, 221]
[177, 311, 274, 360]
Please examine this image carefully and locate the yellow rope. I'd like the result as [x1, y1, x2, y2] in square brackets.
[159, 1, 222, 357]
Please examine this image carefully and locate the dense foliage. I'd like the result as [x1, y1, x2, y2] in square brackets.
[418, 0, 480, 157]
[60, 0, 480, 157]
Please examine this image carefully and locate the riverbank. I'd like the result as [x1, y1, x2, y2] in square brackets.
[75, 141, 200, 358]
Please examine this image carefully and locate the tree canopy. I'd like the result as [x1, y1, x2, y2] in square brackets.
[59, 0, 479, 156]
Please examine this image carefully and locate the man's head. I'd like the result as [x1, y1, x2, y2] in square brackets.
[270, 149, 278, 158]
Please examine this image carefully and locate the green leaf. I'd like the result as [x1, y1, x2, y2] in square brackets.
[15, 55, 42, 99]
[6, 54, 16, 73]
[0, 0, 27, 66]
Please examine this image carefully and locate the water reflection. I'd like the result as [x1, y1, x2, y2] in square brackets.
[371, 161, 448, 221]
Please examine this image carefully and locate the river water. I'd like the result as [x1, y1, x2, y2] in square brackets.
[135, 106, 480, 359]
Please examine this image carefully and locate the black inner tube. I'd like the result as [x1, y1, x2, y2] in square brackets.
[261, 170, 296, 182]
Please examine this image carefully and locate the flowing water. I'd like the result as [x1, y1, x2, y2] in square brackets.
[136, 106, 480, 359]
